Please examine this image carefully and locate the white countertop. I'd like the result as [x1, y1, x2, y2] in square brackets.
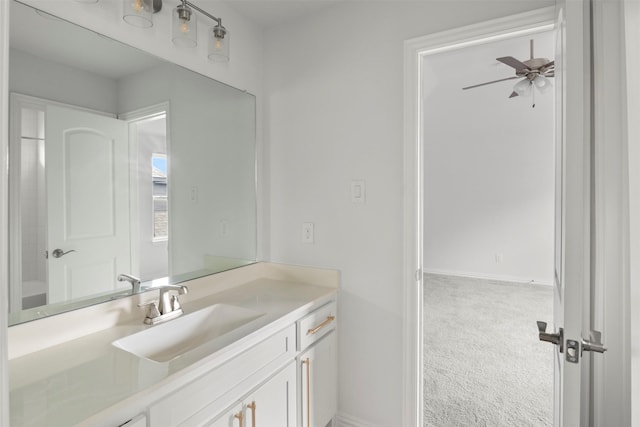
[8, 264, 338, 427]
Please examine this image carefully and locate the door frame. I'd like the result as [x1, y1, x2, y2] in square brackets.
[402, 7, 557, 426]
[0, 0, 10, 424]
[119, 102, 171, 280]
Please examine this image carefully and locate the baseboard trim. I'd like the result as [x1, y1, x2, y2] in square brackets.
[423, 268, 553, 287]
[334, 412, 384, 427]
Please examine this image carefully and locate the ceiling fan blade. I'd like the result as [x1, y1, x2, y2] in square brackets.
[496, 56, 530, 72]
[462, 76, 519, 90]
[509, 91, 519, 98]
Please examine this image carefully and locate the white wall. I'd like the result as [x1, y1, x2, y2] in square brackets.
[422, 30, 555, 285]
[118, 63, 257, 278]
[264, 1, 554, 424]
[9, 49, 118, 114]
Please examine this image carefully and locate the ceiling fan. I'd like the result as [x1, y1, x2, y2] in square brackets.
[462, 39, 554, 100]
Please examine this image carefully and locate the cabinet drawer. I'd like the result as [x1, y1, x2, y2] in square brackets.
[149, 324, 295, 427]
[297, 302, 336, 351]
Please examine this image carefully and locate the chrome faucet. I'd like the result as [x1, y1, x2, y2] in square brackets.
[140, 284, 189, 325]
[117, 273, 141, 294]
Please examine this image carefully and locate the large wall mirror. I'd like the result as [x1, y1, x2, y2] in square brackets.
[8, 0, 257, 325]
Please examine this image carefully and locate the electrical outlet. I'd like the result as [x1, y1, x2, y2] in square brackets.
[302, 222, 314, 243]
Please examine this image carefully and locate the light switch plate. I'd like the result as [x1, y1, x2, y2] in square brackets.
[351, 180, 365, 204]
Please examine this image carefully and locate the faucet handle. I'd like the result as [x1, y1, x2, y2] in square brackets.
[171, 294, 182, 311]
[138, 300, 161, 322]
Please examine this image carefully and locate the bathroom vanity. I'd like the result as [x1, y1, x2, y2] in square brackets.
[8, 263, 339, 427]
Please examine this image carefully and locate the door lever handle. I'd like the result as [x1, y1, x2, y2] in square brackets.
[51, 248, 77, 258]
[582, 330, 607, 354]
[537, 321, 564, 353]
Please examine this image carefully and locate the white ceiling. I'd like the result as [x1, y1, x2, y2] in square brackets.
[221, 0, 339, 28]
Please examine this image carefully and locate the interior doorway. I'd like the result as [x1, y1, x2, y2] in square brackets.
[421, 28, 556, 426]
[401, 8, 559, 427]
[120, 104, 170, 282]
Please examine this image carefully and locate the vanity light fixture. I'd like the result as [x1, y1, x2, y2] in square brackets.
[121, 0, 229, 61]
[172, 0, 229, 62]
[172, 0, 197, 48]
[122, 0, 155, 28]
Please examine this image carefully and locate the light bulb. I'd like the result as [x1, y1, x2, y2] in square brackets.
[513, 78, 532, 97]
[215, 38, 223, 50]
[134, 0, 142, 12]
[181, 20, 189, 33]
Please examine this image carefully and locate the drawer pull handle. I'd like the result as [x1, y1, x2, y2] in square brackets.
[307, 315, 335, 335]
[234, 411, 244, 427]
[247, 401, 256, 427]
[302, 357, 311, 427]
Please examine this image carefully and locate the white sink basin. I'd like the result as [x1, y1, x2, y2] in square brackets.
[112, 304, 264, 362]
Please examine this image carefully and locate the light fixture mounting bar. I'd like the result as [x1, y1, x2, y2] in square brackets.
[184, 0, 222, 25]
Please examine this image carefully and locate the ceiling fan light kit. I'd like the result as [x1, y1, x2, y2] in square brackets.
[462, 39, 554, 106]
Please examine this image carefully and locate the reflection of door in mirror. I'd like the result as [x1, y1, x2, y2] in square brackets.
[46, 105, 132, 304]
[9, 95, 135, 312]
[130, 114, 169, 281]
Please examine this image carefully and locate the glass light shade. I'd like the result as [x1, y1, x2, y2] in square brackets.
[172, 5, 197, 48]
[208, 26, 230, 62]
[513, 78, 532, 97]
[123, 0, 153, 28]
[534, 75, 553, 94]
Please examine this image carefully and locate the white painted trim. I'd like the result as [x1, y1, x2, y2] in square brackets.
[402, 7, 555, 427]
[335, 412, 384, 427]
[624, 2, 640, 425]
[0, 0, 10, 424]
[591, 1, 631, 425]
[9, 93, 116, 118]
[119, 102, 171, 279]
[423, 268, 554, 287]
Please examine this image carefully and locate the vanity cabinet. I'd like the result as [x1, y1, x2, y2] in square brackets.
[206, 361, 296, 427]
[150, 325, 296, 427]
[297, 302, 338, 427]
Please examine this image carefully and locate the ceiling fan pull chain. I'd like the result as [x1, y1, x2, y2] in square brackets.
[532, 85, 536, 108]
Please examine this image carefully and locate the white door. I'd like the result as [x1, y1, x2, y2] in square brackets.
[46, 105, 131, 303]
[552, 1, 597, 425]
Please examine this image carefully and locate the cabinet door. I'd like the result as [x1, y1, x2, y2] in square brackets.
[206, 404, 243, 427]
[204, 362, 296, 427]
[244, 361, 296, 427]
[299, 332, 337, 427]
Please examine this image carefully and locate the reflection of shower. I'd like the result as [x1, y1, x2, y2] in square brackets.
[19, 107, 48, 310]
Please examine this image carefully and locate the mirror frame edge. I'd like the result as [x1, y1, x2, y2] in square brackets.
[1, 0, 11, 424]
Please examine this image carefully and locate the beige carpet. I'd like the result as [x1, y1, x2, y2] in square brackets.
[424, 274, 553, 427]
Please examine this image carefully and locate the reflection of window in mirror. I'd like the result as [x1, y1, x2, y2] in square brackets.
[133, 114, 169, 281]
[152, 153, 168, 242]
